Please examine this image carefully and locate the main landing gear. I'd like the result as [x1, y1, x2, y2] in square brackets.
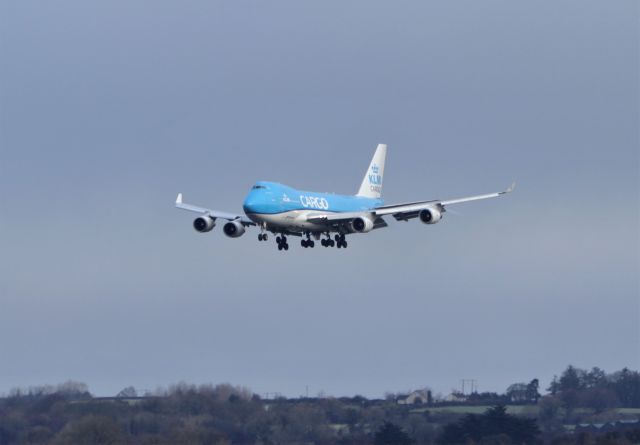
[276, 235, 289, 251]
[334, 234, 348, 249]
[301, 232, 316, 248]
[320, 234, 335, 248]
[271, 232, 347, 251]
[319, 233, 347, 248]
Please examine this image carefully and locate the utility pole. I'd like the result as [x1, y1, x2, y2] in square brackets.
[460, 379, 478, 395]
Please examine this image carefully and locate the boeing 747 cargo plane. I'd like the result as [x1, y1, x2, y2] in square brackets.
[175, 144, 514, 251]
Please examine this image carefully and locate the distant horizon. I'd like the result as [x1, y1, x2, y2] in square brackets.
[3, 363, 637, 400]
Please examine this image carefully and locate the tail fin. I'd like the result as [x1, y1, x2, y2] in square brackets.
[356, 143, 387, 199]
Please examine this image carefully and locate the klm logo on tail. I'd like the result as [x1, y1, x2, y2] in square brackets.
[357, 143, 387, 199]
[369, 164, 382, 186]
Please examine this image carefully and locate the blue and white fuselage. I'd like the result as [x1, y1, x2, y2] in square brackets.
[242, 181, 382, 232]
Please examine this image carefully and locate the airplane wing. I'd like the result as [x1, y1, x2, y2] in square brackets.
[175, 193, 256, 226]
[306, 183, 515, 224]
[375, 182, 515, 221]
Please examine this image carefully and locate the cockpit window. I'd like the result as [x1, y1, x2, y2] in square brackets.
[252, 185, 266, 190]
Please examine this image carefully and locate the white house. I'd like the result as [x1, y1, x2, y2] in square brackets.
[443, 392, 467, 403]
[397, 390, 430, 405]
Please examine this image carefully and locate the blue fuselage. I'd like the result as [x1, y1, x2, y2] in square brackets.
[242, 181, 382, 231]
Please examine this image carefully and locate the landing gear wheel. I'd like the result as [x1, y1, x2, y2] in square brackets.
[263, 234, 268, 241]
[343, 241, 348, 248]
[284, 243, 289, 251]
[301, 240, 308, 248]
[276, 236, 282, 244]
[277, 244, 283, 251]
[309, 241, 315, 248]
[258, 234, 264, 241]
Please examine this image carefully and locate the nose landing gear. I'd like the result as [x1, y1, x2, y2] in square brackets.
[258, 223, 268, 242]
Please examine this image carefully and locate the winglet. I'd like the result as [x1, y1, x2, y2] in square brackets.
[497, 182, 516, 196]
[176, 193, 183, 204]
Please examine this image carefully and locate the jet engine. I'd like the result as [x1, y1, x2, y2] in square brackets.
[419, 207, 442, 224]
[223, 220, 246, 238]
[350, 216, 374, 233]
[193, 216, 216, 233]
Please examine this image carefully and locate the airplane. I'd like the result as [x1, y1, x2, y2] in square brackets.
[175, 144, 514, 251]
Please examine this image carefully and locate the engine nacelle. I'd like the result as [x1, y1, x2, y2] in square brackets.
[223, 220, 246, 238]
[351, 216, 374, 233]
[419, 207, 442, 224]
[193, 216, 216, 233]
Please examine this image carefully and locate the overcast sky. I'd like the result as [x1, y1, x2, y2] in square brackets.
[1, 1, 638, 398]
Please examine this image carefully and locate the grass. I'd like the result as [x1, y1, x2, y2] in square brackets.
[617, 408, 640, 415]
[410, 405, 540, 416]
[410, 406, 640, 417]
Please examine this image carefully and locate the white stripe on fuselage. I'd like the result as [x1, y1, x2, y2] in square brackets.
[247, 210, 337, 232]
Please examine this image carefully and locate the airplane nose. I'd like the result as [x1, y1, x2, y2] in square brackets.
[243, 198, 256, 214]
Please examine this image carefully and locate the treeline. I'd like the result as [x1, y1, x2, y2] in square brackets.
[547, 366, 640, 411]
[439, 406, 539, 444]
[441, 366, 640, 412]
[0, 383, 441, 444]
[0, 365, 638, 444]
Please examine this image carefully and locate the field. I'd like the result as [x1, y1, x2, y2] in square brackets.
[410, 405, 640, 418]
[410, 405, 539, 416]
[617, 408, 640, 415]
